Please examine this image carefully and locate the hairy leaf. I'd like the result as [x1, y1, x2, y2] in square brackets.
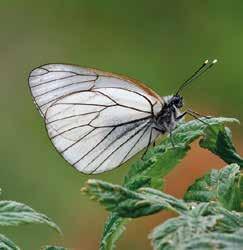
[97, 117, 238, 250]
[188, 202, 243, 232]
[182, 228, 243, 250]
[0, 200, 61, 233]
[200, 126, 243, 168]
[139, 188, 188, 214]
[209, 204, 243, 232]
[184, 164, 241, 211]
[0, 234, 19, 250]
[240, 173, 243, 211]
[125, 117, 238, 191]
[100, 214, 130, 250]
[43, 246, 68, 250]
[150, 201, 243, 250]
[150, 213, 221, 250]
[124, 146, 188, 191]
[81, 180, 188, 218]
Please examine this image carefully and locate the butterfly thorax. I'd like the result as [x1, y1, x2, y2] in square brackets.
[154, 95, 184, 134]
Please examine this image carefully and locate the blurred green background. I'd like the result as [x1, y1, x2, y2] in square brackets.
[1, 1, 243, 249]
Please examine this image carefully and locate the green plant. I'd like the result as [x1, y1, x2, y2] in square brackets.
[81, 117, 243, 250]
[0, 188, 67, 249]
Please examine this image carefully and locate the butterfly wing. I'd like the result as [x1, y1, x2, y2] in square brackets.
[29, 64, 163, 174]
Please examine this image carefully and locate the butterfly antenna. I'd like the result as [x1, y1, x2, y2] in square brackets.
[175, 59, 218, 96]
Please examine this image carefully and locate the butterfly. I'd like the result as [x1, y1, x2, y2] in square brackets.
[28, 59, 217, 174]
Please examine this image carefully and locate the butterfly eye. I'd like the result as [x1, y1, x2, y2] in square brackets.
[175, 96, 183, 108]
[170, 95, 183, 109]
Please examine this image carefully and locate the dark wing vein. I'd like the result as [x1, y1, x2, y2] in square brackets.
[95, 87, 155, 114]
[90, 121, 151, 174]
[35, 78, 97, 98]
[46, 109, 105, 125]
[50, 124, 91, 139]
[95, 90, 152, 114]
[59, 128, 96, 154]
[40, 67, 98, 77]
[42, 101, 113, 108]
[119, 124, 151, 166]
[50, 114, 151, 139]
[29, 68, 49, 77]
[81, 120, 147, 169]
[31, 74, 78, 88]
[93, 116, 152, 128]
[72, 127, 116, 166]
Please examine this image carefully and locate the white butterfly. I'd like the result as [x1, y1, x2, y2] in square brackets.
[28, 60, 217, 174]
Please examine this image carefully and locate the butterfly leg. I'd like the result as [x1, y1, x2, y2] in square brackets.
[176, 110, 210, 126]
[163, 123, 176, 148]
[167, 111, 189, 148]
[150, 127, 165, 147]
[141, 128, 153, 160]
[141, 127, 163, 160]
[169, 130, 175, 148]
[176, 111, 187, 121]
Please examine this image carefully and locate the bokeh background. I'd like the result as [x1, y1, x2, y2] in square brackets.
[1, 1, 243, 249]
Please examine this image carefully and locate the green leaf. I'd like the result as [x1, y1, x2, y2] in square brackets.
[0, 234, 19, 250]
[0, 201, 61, 233]
[100, 214, 130, 250]
[82, 180, 188, 218]
[240, 173, 243, 211]
[200, 125, 243, 168]
[208, 203, 243, 232]
[150, 212, 221, 250]
[188, 202, 243, 232]
[98, 117, 238, 250]
[139, 188, 188, 214]
[150, 201, 243, 250]
[182, 228, 243, 250]
[125, 117, 238, 191]
[43, 246, 68, 250]
[124, 146, 188, 191]
[184, 164, 241, 211]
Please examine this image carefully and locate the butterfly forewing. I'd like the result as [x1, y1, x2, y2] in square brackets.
[29, 64, 163, 174]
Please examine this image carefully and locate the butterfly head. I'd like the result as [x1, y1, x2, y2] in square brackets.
[169, 95, 183, 109]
